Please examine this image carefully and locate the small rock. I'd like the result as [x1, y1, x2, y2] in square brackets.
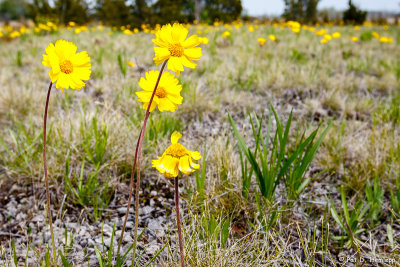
[16, 213, 26, 221]
[140, 206, 154, 215]
[102, 224, 113, 237]
[117, 207, 133, 214]
[145, 244, 161, 256]
[147, 220, 161, 231]
[31, 214, 45, 223]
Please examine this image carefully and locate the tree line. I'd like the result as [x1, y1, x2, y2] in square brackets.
[0, 0, 242, 26]
[0, 0, 370, 26]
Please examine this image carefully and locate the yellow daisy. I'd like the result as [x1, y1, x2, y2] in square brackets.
[136, 70, 183, 112]
[257, 37, 267, 46]
[152, 132, 201, 178]
[153, 23, 202, 75]
[42, 40, 91, 91]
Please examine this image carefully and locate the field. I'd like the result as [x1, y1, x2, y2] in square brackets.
[0, 22, 400, 266]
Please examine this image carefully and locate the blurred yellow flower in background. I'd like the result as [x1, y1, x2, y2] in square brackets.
[323, 34, 332, 41]
[222, 30, 231, 37]
[199, 37, 209, 45]
[136, 70, 183, 112]
[379, 37, 393, 43]
[152, 131, 201, 178]
[372, 32, 379, 39]
[123, 29, 133, 35]
[291, 27, 300, 33]
[257, 37, 266, 46]
[42, 40, 91, 91]
[315, 29, 327, 36]
[128, 61, 135, 67]
[332, 32, 341, 38]
[269, 34, 276, 41]
[153, 23, 202, 75]
[10, 31, 20, 38]
[351, 36, 358, 42]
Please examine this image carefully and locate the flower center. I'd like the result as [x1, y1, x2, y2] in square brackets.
[168, 43, 184, 57]
[155, 86, 167, 98]
[166, 143, 187, 158]
[60, 60, 73, 74]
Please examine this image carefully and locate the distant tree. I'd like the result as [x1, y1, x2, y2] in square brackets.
[343, 0, 367, 25]
[151, 0, 185, 25]
[283, 0, 319, 23]
[305, 0, 318, 23]
[202, 0, 242, 23]
[0, 0, 29, 20]
[55, 0, 89, 24]
[27, 0, 57, 22]
[131, 0, 151, 26]
[96, 0, 131, 26]
[283, 0, 304, 21]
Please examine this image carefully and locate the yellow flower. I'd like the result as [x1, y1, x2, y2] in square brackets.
[248, 25, 254, 32]
[269, 34, 276, 41]
[323, 34, 332, 41]
[315, 29, 327, 36]
[199, 37, 209, 45]
[351, 36, 358, 42]
[379, 36, 388, 43]
[222, 30, 231, 38]
[257, 37, 266, 46]
[42, 40, 91, 91]
[320, 38, 329, 44]
[291, 27, 300, 33]
[152, 132, 201, 178]
[332, 32, 341, 38]
[136, 70, 183, 112]
[153, 23, 202, 75]
[372, 31, 379, 39]
[10, 31, 20, 38]
[128, 61, 135, 67]
[123, 29, 133, 35]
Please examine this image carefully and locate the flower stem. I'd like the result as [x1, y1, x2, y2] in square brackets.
[117, 60, 168, 262]
[43, 82, 57, 267]
[175, 176, 185, 267]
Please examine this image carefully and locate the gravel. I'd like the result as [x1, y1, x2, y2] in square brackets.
[0, 177, 178, 266]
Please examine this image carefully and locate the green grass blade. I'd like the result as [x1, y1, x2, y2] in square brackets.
[94, 246, 104, 267]
[59, 250, 70, 267]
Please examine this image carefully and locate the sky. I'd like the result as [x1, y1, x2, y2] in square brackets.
[242, 0, 400, 16]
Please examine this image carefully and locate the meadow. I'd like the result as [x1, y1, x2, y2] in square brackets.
[0, 21, 399, 266]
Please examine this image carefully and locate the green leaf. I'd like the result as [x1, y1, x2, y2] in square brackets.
[340, 187, 351, 225]
[145, 242, 168, 267]
[94, 246, 104, 267]
[387, 224, 394, 250]
[12, 239, 17, 266]
[59, 250, 70, 267]
[330, 206, 345, 231]
[221, 219, 230, 247]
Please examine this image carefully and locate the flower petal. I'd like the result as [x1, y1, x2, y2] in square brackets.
[171, 131, 182, 144]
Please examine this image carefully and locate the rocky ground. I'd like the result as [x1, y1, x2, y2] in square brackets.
[0, 176, 182, 266]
